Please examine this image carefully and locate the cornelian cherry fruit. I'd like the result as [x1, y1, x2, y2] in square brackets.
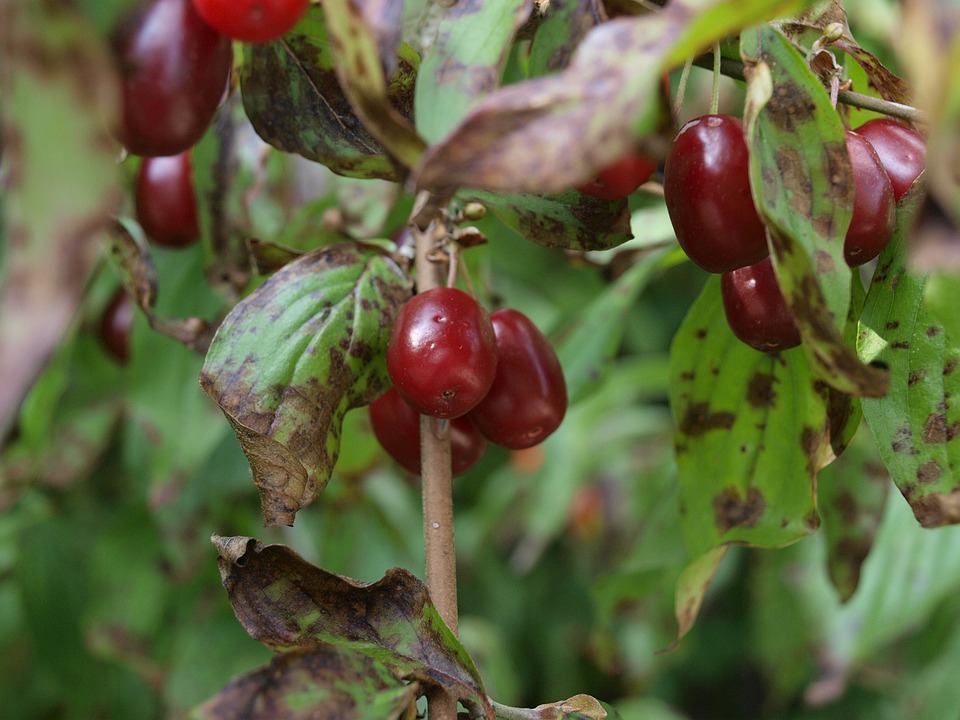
[387, 288, 498, 419]
[577, 152, 657, 201]
[100, 288, 135, 364]
[721, 257, 800, 353]
[191, 0, 310, 43]
[136, 152, 201, 248]
[844, 130, 896, 266]
[113, 0, 232, 157]
[854, 118, 926, 201]
[663, 115, 769, 273]
[369, 388, 488, 477]
[469, 309, 567, 449]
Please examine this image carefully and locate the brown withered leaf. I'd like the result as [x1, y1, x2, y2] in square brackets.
[212, 536, 494, 718]
[190, 645, 419, 720]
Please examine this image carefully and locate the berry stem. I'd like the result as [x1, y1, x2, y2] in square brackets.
[709, 43, 721, 115]
[413, 219, 459, 720]
[691, 53, 926, 124]
[672, 56, 694, 126]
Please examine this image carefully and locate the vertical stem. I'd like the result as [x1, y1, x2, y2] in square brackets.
[415, 221, 459, 719]
[709, 43, 721, 115]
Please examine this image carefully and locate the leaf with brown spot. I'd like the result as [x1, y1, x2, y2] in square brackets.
[818, 426, 890, 601]
[240, 6, 419, 180]
[670, 276, 827, 559]
[211, 536, 493, 718]
[413, 0, 807, 195]
[527, 0, 604, 77]
[467, 189, 632, 252]
[199, 244, 412, 525]
[0, 1, 122, 437]
[108, 219, 218, 354]
[324, 0, 426, 168]
[860, 188, 960, 528]
[741, 25, 888, 399]
[189, 644, 419, 720]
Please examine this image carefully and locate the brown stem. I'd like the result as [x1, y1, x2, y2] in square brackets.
[692, 54, 926, 124]
[414, 215, 459, 719]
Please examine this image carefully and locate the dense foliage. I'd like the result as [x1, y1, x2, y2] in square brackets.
[3, 0, 960, 718]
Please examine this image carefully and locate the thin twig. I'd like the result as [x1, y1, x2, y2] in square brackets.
[691, 53, 926, 124]
[413, 217, 459, 720]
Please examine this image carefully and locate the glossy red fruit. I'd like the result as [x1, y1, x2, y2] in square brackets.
[369, 388, 488, 477]
[721, 257, 801, 353]
[469, 309, 567, 450]
[100, 289, 135, 364]
[663, 115, 769, 273]
[191, 0, 310, 43]
[844, 130, 896, 266]
[387, 288, 498, 419]
[855, 118, 926, 200]
[136, 152, 201, 248]
[577, 152, 657, 201]
[113, 0, 232, 156]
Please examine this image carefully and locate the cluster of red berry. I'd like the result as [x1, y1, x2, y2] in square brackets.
[662, 114, 924, 352]
[574, 113, 925, 354]
[100, 0, 310, 364]
[369, 288, 567, 476]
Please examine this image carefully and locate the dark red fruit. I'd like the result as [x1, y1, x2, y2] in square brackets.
[721, 257, 801, 353]
[369, 388, 488, 477]
[855, 118, 926, 200]
[469, 309, 567, 450]
[843, 130, 896, 266]
[663, 115, 769, 273]
[577, 152, 657, 201]
[100, 289, 135, 364]
[113, 0, 232, 156]
[387, 288, 498, 419]
[135, 152, 201, 248]
[191, 0, 310, 43]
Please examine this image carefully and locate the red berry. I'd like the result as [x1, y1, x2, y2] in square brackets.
[721, 257, 800, 353]
[100, 289, 135, 364]
[577, 152, 657, 201]
[369, 388, 488, 476]
[844, 130, 896, 266]
[663, 115, 769, 273]
[387, 288, 498, 419]
[854, 118, 926, 200]
[469, 309, 567, 450]
[136, 152, 201, 248]
[191, 0, 309, 43]
[113, 0, 232, 156]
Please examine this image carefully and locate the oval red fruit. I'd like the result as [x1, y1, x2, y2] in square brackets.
[721, 257, 801, 353]
[387, 288, 498, 419]
[136, 152, 201, 248]
[191, 0, 310, 43]
[577, 152, 657, 201]
[100, 288, 135, 364]
[369, 388, 488, 477]
[844, 130, 896, 266]
[663, 115, 769, 273]
[469, 309, 567, 450]
[113, 0, 232, 156]
[855, 118, 926, 201]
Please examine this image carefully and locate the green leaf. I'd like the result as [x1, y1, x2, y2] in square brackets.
[414, 0, 806, 195]
[527, 0, 601, 78]
[667, 546, 728, 651]
[323, 0, 426, 168]
[190, 645, 419, 720]
[669, 276, 826, 559]
[241, 7, 418, 180]
[212, 536, 494, 718]
[0, 2, 121, 437]
[414, 0, 532, 143]
[859, 189, 960, 527]
[467, 189, 632, 252]
[740, 25, 887, 399]
[199, 244, 411, 526]
[555, 248, 671, 403]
